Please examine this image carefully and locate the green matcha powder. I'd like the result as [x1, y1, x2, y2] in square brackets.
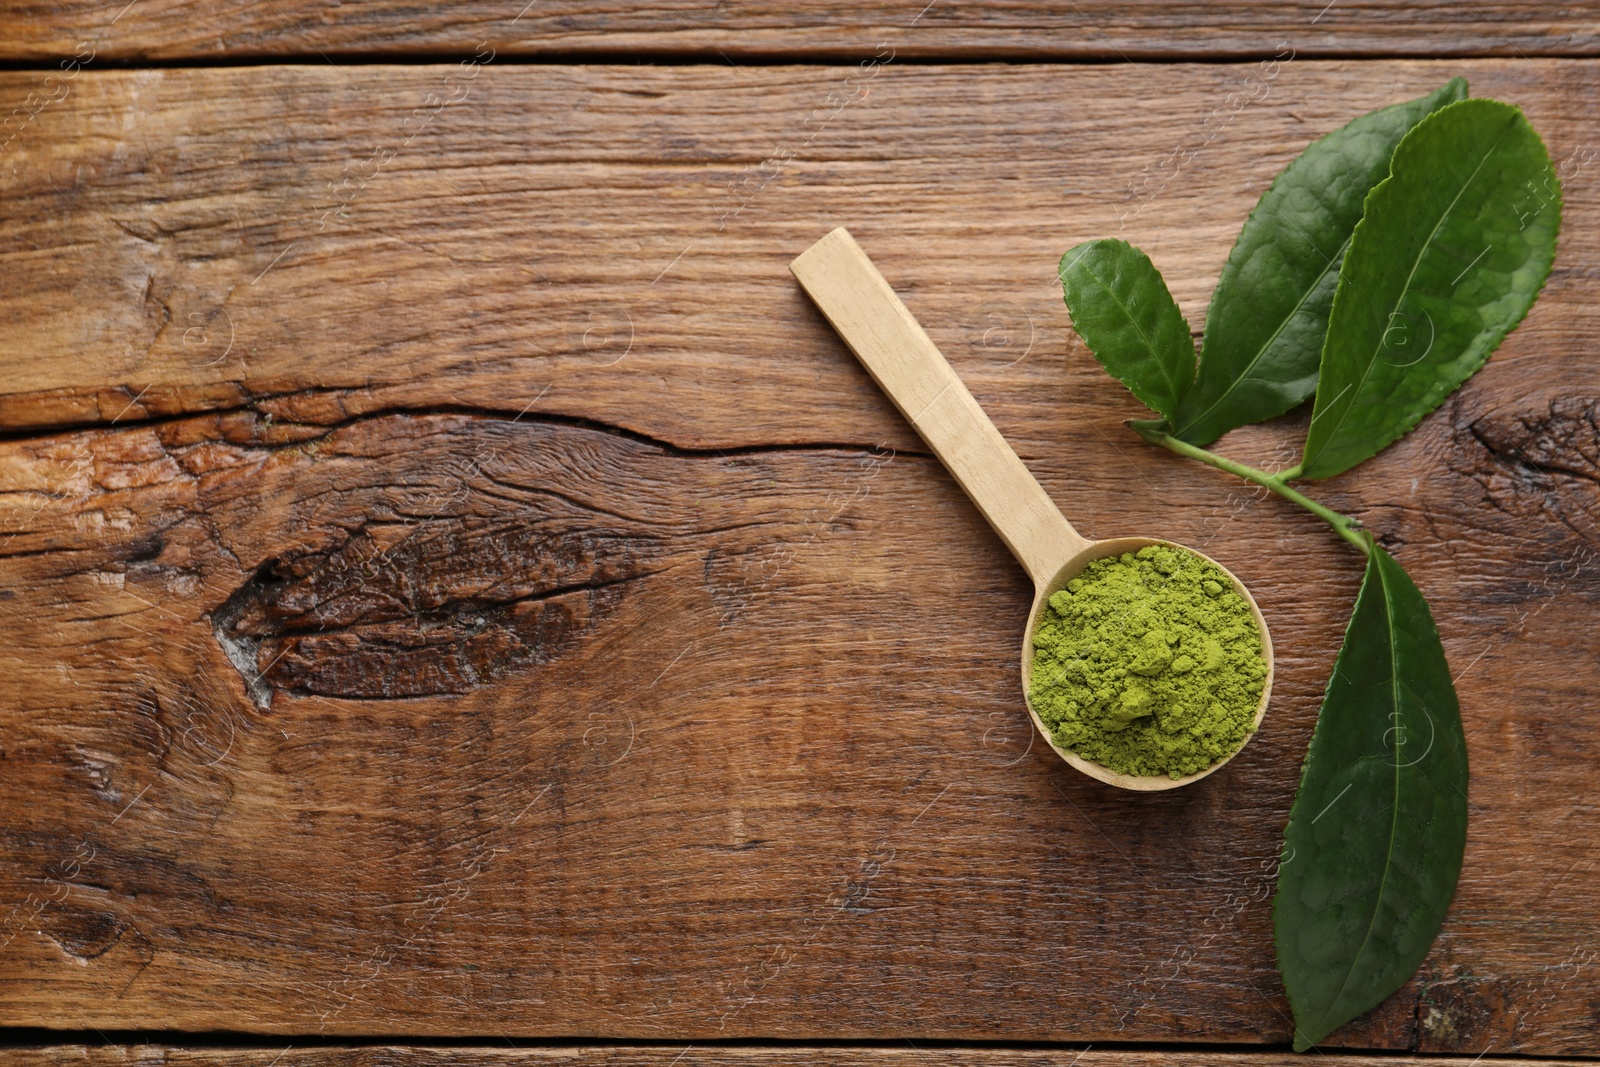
[1028, 544, 1267, 780]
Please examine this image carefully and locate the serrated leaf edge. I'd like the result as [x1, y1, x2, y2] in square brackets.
[1301, 100, 1562, 479]
[1059, 241, 1195, 419]
[1175, 79, 1468, 444]
[1280, 545, 1468, 1051]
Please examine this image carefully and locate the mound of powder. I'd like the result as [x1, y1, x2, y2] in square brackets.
[1028, 544, 1267, 780]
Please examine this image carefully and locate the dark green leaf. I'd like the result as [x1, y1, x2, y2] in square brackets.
[1171, 78, 1467, 446]
[1301, 99, 1560, 479]
[1274, 544, 1468, 1051]
[1059, 239, 1194, 420]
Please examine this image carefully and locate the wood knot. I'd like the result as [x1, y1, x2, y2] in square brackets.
[1450, 394, 1600, 596]
[1458, 396, 1600, 539]
[213, 517, 660, 704]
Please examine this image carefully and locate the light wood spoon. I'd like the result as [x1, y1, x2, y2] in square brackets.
[790, 227, 1273, 791]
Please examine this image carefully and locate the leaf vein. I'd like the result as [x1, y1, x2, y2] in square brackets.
[1306, 114, 1517, 472]
[1313, 554, 1405, 1040]
[1076, 260, 1188, 401]
[1179, 233, 1350, 437]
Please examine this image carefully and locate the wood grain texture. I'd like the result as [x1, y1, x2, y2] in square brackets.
[0, 60, 1598, 1053]
[1, 2, 1600, 62]
[0, 1050, 1592, 1067]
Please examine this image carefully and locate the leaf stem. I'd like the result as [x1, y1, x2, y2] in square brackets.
[1128, 420, 1370, 556]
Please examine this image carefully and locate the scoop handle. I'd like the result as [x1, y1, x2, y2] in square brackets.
[790, 227, 1090, 587]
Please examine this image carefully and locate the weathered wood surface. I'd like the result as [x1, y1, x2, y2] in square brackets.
[0, 1050, 1591, 1067]
[0, 60, 1597, 1053]
[2, 2, 1600, 61]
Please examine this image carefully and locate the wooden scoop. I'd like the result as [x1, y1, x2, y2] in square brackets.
[790, 227, 1273, 791]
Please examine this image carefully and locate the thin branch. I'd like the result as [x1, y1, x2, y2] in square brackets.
[1128, 420, 1370, 556]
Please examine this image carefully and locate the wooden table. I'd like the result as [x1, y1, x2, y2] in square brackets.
[2, 4, 1597, 1065]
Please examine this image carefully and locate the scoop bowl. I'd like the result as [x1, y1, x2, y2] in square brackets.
[1021, 536, 1274, 791]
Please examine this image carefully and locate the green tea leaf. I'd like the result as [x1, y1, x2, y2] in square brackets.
[1301, 99, 1560, 479]
[1171, 78, 1467, 446]
[1274, 544, 1468, 1051]
[1060, 239, 1194, 420]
